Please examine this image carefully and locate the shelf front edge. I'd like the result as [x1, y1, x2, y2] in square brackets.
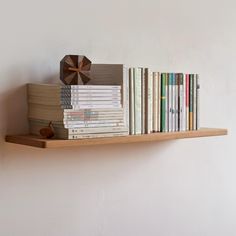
[5, 128, 228, 149]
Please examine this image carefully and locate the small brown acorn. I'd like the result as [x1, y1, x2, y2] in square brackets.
[39, 121, 55, 139]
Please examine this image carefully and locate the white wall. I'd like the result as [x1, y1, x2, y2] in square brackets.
[0, 0, 235, 235]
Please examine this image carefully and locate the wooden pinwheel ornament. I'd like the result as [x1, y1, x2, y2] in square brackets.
[60, 55, 92, 85]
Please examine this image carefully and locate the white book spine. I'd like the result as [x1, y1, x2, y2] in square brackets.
[64, 123, 124, 128]
[64, 85, 121, 90]
[61, 104, 122, 109]
[186, 74, 189, 131]
[62, 120, 123, 125]
[129, 68, 135, 135]
[123, 67, 129, 131]
[61, 89, 121, 93]
[60, 97, 121, 101]
[196, 74, 200, 130]
[134, 68, 142, 135]
[141, 68, 145, 134]
[67, 132, 128, 140]
[148, 70, 153, 133]
[152, 72, 158, 132]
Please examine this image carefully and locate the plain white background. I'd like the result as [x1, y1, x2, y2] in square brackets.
[0, 0, 235, 235]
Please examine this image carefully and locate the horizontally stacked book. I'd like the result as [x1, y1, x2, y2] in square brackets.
[28, 84, 129, 139]
[129, 69, 200, 134]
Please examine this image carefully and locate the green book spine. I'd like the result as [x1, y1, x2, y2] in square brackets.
[161, 73, 166, 132]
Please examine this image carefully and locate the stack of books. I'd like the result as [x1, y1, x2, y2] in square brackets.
[129, 69, 200, 134]
[28, 84, 129, 139]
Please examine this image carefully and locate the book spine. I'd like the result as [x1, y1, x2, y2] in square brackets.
[63, 123, 124, 128]
[61, 104, 122, 109]
[175, 74, 179, 131]
[62, 119, 124, 125]
[123, 66, 130, 131]
[141, 68, 145, 134]
[161, 73, 166, 132]
[62, 85, 121, 90]
[157, 73, 161, 132]
[168, 73, 173, 132]
[61, 89, 121, 93]
[165, 74, 169, 132]
[145, 68, 153, 134]
[67, 132, 129, 140]
[178, 73, 184, 131]
[60, 101, 121, 105]
[60, 96, 121, 101]
[186, 74, 189, 131]
[196, 74, 200, 130]
[153, 72, 158, 132]
[129, 68, 135, 135]
[171, 73, 175, 132]
[193, 74, 197, 130]
[182, 74, 186, 131]
[189, 74, 194, 130]
[134, 68, 142, 135]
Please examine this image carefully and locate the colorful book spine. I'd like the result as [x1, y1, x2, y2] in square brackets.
[161, 73, 167, 132]
[186, 74, 190, 131]
[189, 74, 194, 130]
[165, 73, 169, 132]
[175, 74, 179, 131]
[196, 74, 200, 130]
[193, 74, 197, 130]
[129, 68, 135, 135]
[134, 68, 142, 134]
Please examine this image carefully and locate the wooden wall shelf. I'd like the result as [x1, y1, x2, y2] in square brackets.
[5, 128, 227, 149]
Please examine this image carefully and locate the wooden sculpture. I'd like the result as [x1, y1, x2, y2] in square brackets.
[60, 55, 92, 85]
[39, 121, 55, 139]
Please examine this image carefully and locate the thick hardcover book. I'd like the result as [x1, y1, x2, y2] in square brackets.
[161, 73, 167, 132]
[153, 72, 158, 132]
[196, 74, 200, 130]
[186, 74, 190, 131]
[145, 68, 153, 134]
[141, 68, 145, 134]
[129, 68, 135, 135]
[134, 68, 142, 135]
[189, 74, 194, 130]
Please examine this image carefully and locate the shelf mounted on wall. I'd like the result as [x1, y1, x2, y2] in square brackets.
[5, 128, 227, 149]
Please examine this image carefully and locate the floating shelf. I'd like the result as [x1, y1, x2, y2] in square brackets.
[5, 128, 227, 149]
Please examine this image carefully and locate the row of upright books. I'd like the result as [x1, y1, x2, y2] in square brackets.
[129, 69, 200, 134]
[27, 64, 200, 139]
